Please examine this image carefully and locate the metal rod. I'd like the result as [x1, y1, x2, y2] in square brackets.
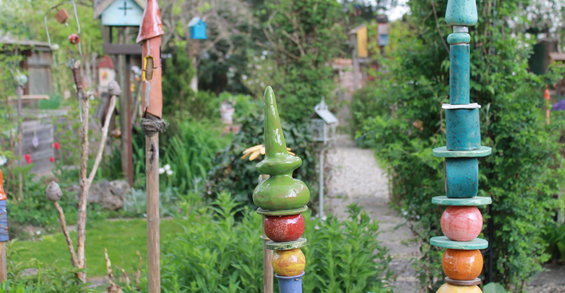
[318, 147, 325, 219]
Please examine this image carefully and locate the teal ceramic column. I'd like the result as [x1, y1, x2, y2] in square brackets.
[431, 0, 493, 291]
[254, 87, 309, 293]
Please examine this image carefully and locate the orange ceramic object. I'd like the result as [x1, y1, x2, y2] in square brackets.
[272, 248, 306, 276]
[442, 249, 483, 280]
[436, 283, 482, 293]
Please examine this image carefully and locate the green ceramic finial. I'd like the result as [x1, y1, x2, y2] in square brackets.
[445, 0, 478, 26]
[263, 86, 290, 157]
[257, 87, 302, 176]
[253, 87, 310, 213]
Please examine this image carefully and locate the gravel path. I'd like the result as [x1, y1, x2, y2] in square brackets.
[325, 134, 421, 292]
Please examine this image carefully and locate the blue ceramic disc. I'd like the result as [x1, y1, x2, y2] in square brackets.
[432, 196, 492, 206]
[433, 146, 491, 158]
[430, 236, 488, 250]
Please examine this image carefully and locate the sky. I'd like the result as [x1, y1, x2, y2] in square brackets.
[388, 0, 410, 21]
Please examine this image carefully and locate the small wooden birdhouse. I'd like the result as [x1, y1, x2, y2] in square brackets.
[188, 17, 208, 40]
[95, 0, 144, 26]
[349, 25, 368, 58]
[310, 97, 338, 143]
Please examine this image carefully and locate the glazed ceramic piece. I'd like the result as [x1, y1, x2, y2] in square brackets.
[441, 206, 483, 241]
[436, 283, 482, 293]
[445, 158, 478, 198]
[264, 214, 305, 242]
[276, 273, 305, 292]
[431, 236, 488, 250]
[445, 0, 478, 26]
[433, 146, 492, 158]
[253, 87, 310, 212]
[272, 248, 306, 276]
[266, 237, 307, 250]
[449, 44, 470, 105]
[446, 108, 480, 150]
[442, 249, 483, 280]
[136, 0, 165, 118]
[432, 196, 491, 206]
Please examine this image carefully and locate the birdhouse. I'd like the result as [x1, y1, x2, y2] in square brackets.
[377, 22, 389, 47]
[349, 25, 368, 58]
[310, 97, 338, 143]
[95, 0, 144, 27]
[188, 17, 208, 40]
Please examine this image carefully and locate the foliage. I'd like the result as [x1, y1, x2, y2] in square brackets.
[353, 0, 565, 291]
[542, 222, 565, 263]
[0, 246, 91, 293]
[160, 120, 231, 193]
[11, 218, 186, 277]
[158, 192, 392, 292]
[252, 0, 345, 122]
[8, 168, 107, 232]
[206, 113, 317, 207]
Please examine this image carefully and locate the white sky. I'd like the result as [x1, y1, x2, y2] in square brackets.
[388, 0, 410, 21]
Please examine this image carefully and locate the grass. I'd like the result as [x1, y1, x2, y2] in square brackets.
[10, 218, 186, 277]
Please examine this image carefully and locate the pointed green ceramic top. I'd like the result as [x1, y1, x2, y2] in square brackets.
[253, 87, 310, 212]
[445, 0, 478, 26]
[257, 87, 302, 176]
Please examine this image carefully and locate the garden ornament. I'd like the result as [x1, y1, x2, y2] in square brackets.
[137, 1, 166, 291]
[45, 181, 63, 202]
[253, 87, 309, 293]
[430, 0, 492, 290]
[0, 169, 8, 283]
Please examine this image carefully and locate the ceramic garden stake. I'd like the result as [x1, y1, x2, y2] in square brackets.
[137, 1, 165, 292]
[254, 87, 310, 293]
[0, 170, 8, 282]
[430, 0, 493, 291]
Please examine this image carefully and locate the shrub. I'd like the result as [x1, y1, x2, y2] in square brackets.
[158, 193, 392, 292]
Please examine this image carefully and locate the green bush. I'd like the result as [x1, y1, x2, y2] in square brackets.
[158, 193, 392, 292]
[353, 1, 565, 291]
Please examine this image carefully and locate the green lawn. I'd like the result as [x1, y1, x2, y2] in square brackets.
[10, 218, 186, 277]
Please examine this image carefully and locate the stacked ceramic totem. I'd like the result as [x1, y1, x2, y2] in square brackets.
[431, 0, 492, 292]
[254, 87, 310, 293]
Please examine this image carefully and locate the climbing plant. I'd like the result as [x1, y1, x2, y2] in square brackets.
[354, 0, 565, 291]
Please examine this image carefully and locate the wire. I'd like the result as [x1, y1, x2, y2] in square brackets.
[71, 0, 83, 56]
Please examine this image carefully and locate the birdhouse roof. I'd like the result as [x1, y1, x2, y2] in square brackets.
[349, 24, 367, 35]
[94, 0, 145, 18]
[313, 98, 338, 124]
[98, 55, 114, 69]
[136, 0, 164, 43]
[188, 17, 204, 27]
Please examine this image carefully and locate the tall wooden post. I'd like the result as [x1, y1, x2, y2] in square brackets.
[431, 0, 492, 291]
[137, 1, 165, 292]
[254, 87, 309, 293]
[0, 170, 8, 283]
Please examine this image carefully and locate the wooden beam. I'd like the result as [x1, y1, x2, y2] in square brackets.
[104, 44, 141, 55]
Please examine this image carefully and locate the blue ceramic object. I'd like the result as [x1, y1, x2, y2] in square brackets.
[445, 0, 478, 26]
[445, 158, 478, 198]
[0, 200, 8, 242]
[449, 45, 470, 105]
[445, 108, 480, 150]
[276, 273, 304, 293]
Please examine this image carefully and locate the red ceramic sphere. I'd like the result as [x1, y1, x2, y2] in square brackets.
[441, 206, 482, 241]
[68, 34, 80, 44]
[442, 249, 483, 280]
[264, 214, 305, 242]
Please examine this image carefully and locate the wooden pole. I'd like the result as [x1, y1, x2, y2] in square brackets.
[0, 169, 8, 283]
[263, 235, 273, 293]
[0, 243, 6, 283]
[138, 1, 165, 291]
[146, 133, 160, 292]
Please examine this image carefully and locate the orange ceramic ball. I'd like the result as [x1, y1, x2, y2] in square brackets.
[272, 248, 306, 276]
[441, 206, 483, 241]
[436, 283, 482, 293]
[442, 249, 483, 280]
